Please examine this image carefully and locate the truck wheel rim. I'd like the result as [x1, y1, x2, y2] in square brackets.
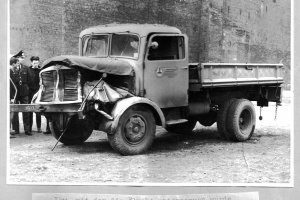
[124, 115, 146, 144]
[239, 109, 251, 134]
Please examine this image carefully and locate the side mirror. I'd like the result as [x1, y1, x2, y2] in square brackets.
[150, 41, 159, 49]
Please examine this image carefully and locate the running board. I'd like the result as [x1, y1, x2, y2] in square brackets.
[166, 119, 188, 126]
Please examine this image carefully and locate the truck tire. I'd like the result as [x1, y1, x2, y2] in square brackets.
[217, 98, 237, 139]
[165, 119, 197, 134]
[50, 113, 94, 145]
[227, 99, 256, 141]
[107, 105, 156, 155]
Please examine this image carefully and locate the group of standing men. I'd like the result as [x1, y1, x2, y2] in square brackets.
[10, 50, 50, 138]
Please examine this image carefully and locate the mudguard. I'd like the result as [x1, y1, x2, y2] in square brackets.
[109, 96, 166, 134]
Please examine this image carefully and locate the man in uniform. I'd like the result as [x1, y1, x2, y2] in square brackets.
[10, 50, 32, 135]
[10, 57, 19, 137]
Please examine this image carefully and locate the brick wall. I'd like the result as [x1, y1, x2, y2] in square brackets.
[10, 0, 290, 84]
[10, 0, 64, 66]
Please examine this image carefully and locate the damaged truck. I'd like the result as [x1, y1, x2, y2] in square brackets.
[10, 24, 284, 155]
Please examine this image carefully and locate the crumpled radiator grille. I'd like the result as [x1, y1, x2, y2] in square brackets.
[62, 70, 78, 101]
[40, 71, 56, 102]
[40, 68, 80, 102]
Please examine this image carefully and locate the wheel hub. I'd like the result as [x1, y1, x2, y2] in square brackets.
[125, 116, 146, 143]
[239, 117, 244, 124]
[239, 109, 251, 132]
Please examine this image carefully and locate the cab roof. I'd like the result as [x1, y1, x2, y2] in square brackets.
[79, 23, 182, 38]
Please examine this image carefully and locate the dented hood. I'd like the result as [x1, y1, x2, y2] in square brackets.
[42, 55, 134, 76]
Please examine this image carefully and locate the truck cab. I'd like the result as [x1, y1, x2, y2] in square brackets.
[78, 24, 189, 108]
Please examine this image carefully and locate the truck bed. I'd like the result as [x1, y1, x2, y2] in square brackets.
[189, 63, 284, 88]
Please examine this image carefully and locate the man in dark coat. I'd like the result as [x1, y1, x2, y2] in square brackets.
[10, 50, 32, 135]
[28, 56, 51, 134]
[28, 56, 42, 133]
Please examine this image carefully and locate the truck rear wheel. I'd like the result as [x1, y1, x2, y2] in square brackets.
[50, 113, 94, 145]
[217, 98, 237, 139]
[165, 119, 197, 134]
[227, 99, 256, 141]
[107, 105, 156, 155]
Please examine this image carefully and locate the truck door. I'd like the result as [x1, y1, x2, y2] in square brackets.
[144, 34, 189, 108]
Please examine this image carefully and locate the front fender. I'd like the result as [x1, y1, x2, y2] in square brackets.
[110, 97, 166, 134]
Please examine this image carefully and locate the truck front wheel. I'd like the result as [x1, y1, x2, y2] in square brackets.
[227, 99, 256, 141]
[107, 105, 156, 155]
[50, 113, 94, 145]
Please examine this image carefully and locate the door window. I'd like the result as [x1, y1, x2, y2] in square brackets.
[148, 36, 185, 60]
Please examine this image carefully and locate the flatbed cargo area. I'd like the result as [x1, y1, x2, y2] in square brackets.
[189, 63, 284, 88]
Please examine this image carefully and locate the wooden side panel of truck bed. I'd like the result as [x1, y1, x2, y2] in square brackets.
[189, 63, 284, 88]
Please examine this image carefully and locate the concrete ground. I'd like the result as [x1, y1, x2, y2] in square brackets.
[8, 91, 291, 184]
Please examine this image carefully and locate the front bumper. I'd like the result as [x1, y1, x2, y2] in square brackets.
[10, 103, 81, 113]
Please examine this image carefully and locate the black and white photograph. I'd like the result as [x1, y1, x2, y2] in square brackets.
[7, 0, 291, 186]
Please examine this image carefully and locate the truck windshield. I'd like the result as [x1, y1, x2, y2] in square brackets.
[111, 34, 139, 59]
[83, 35, 109, 57]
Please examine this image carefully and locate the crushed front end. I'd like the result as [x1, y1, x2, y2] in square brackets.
[11, 55, 136, 146]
